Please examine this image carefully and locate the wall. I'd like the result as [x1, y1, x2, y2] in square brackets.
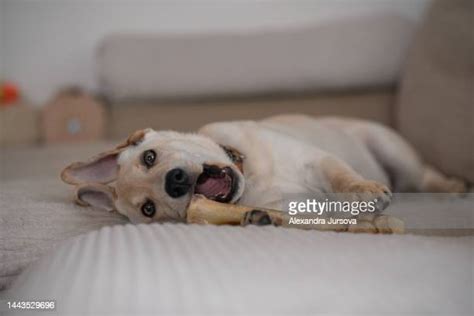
[0, 0, 4, 79]
[1, 0, 430, 105]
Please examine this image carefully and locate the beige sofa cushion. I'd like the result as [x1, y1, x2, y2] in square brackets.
[397, 0, 474, 182]
[98, 14, 417, 101]
[107, 91, 394, 138]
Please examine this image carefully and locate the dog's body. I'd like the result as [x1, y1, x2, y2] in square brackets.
[201, 115, 412, 210]
[62, 114, 466, 231]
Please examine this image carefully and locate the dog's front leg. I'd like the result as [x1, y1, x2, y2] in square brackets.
[240, 208, 404, 234]
[318, 156, 393, 212]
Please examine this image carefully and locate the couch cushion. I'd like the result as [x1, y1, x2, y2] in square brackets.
[397, 0, 474, 182]
[107, 91, 394, 137]
[98, 14, 418, 101]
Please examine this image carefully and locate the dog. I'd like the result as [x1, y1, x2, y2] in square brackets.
[61, 114, 467, 232]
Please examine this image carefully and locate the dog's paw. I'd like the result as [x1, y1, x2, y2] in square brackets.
[421, 167, 468, 194]
[345, 180, 392, 211]
[241, 210, 274, 226]
[443, 177, 468, 194]
[347, 220, 377, 234]
[373, 215, 405, 234]
[348, 214, 404, 234]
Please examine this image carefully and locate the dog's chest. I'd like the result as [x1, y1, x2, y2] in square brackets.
[200, 121, 326, 207]
[238, 132, 321, 207]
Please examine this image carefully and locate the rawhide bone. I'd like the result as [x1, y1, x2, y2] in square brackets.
[186, 195, 349, 231]
[187, 194, 286, 226]
[186, 195, 404, 234]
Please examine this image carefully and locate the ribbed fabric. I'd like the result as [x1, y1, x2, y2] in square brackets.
[2, 223, 472, 315]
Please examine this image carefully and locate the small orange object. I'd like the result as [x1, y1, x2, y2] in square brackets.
[0, 82, 20, 105]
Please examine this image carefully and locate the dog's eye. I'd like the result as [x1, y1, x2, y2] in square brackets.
[141, 200, 156, 218]
[142, 150, 156, 167]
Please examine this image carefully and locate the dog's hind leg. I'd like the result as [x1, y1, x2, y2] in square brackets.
[419, 166, 467, 193]
[352, 122, 467, 193]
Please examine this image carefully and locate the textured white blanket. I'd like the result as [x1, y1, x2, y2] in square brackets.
[1, 144, 473, 315]
[2, 223, 472, 315]
[0, 143, 127, 290]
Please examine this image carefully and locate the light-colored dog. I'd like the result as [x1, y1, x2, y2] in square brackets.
[62, 115, 466, 232]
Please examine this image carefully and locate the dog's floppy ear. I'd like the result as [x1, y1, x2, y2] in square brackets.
[61, 128, 152, 185]
[61, 148, 123, 185]
[75, 183, 117, 212]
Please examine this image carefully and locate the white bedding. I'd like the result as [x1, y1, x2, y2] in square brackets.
[1, 144, 473, 315]
[2, 223, 472, 315]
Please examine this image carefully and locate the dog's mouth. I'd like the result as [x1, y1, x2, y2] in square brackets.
[194, 164, 237, 203]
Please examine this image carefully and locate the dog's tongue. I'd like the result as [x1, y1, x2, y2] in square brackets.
[195, 174, 231, 198]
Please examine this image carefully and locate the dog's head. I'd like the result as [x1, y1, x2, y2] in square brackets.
[61, 129, 245, 223]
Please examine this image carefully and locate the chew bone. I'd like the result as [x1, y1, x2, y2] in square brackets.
[186, 195, 344, 230]
[186, 195, 405, 234]
[186, 195, 286, 226]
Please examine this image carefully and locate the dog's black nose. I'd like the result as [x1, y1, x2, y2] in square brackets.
[165, 168, 191, 198]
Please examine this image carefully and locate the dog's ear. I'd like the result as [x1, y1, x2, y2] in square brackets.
[61, 128, 152, 185]
[114, 128, 152, 150]
[75, 183, 117, 212]
[61, 148, 123, 185]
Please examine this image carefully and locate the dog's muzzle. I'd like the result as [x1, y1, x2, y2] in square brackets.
[194, 164, 237, 203]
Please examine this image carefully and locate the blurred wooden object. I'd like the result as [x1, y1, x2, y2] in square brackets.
[41, 88, 106, 143]
[0, 104, 39, 146]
